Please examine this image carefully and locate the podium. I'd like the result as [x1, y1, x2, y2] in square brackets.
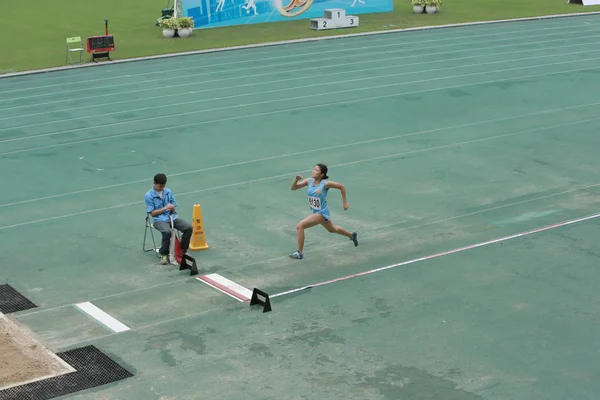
[310, 8, 359, 30]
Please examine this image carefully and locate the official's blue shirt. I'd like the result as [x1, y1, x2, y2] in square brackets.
[144, 187, 178, 223]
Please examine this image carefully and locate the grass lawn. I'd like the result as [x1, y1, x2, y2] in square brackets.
[2, 0, 600, 73]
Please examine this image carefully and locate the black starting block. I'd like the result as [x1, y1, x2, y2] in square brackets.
[179, 253, 199, 276]
[250, 288, 272, 313]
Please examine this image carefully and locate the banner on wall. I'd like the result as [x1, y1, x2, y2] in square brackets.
[182, 0, 393, 29]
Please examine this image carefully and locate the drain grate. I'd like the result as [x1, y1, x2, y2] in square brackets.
[0, 284, 37, 314]
[0, 345, 134, 400]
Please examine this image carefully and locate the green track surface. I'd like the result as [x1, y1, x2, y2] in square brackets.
[1, 13, 600, 400]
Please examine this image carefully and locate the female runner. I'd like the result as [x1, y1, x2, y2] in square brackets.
[289, 163, 358, 259]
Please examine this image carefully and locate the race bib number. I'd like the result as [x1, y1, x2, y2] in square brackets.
[308, 196, 321, 210]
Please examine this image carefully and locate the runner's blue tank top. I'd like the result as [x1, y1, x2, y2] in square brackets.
[307, 178, 330, 220]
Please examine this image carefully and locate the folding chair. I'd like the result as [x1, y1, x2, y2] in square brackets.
[143, 213, 159, 255]
[66, 37, 84, 64]
[143, 213, 181, 256]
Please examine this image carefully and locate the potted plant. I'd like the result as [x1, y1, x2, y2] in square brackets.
[177, 17, 195, 37]
[159, 17, 178, 38]
[425, 0, 442, 13]
[411, 0, 427, 13]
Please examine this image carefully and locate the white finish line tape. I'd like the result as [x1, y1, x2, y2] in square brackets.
[196, 273, 253, 302]
[75, 302, 130, 333]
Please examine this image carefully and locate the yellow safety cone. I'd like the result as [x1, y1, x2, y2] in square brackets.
[189, 204, 209, 251]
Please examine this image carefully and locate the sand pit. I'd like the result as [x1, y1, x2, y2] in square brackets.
[0, 313, 75, 390]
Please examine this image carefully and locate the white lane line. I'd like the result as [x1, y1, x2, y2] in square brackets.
[0, 22, 596, 94]
[2, 26, 599, 106]
[3, 45, 599, 135]
[0, 113, 599, 231]
[2, 59, 600, 157]
[4, 34, 600, 121]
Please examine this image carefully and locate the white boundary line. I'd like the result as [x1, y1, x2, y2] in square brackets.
[271, 212, 600, 298]
[1, 11, 600, 79]
[74, 302, 130, 333]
